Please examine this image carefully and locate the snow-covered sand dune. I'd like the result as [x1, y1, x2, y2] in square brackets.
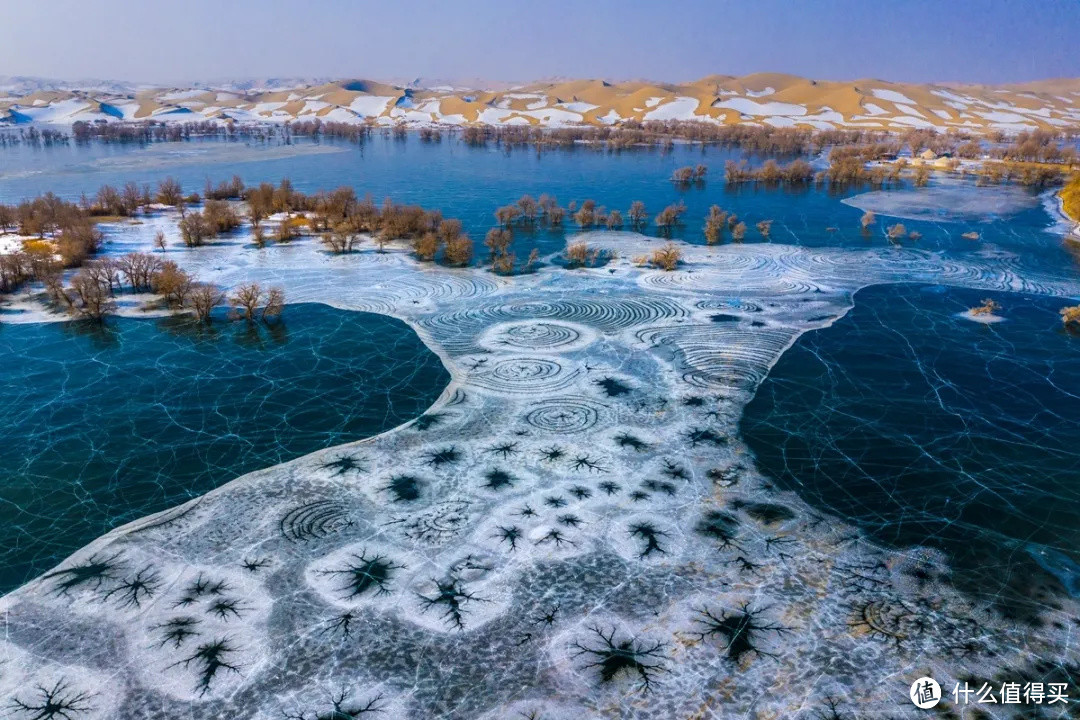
[3, 73, 1079, 133]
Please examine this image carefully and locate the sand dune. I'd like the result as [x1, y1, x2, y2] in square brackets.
[2, 74, 1079, 133]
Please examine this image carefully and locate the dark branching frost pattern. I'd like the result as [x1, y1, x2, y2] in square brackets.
[1, 186, 1079, 719]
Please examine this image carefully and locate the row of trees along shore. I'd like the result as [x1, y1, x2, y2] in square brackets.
[0, 170, 981, 297]
[6, 167, 1080, 321]
[2, 121, 1077, 168]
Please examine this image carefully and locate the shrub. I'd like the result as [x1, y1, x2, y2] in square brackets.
[650, 243, 682, 271]
[971, 299, 1001, 316]
[153, 260, 194, 307]
[413, 232, 441, 261]
[1061, 174, 1080, 222]
[443, 234, 473, 266]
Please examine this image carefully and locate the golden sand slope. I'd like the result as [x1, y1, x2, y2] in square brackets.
[2, 74, 1080, 132]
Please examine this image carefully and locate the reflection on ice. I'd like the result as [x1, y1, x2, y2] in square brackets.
[843, 181, 1040, 223]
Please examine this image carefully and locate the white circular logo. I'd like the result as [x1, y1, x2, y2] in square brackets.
[910, 677, 942, 709]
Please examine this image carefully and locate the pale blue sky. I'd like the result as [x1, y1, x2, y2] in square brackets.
[1, 0, 1076, 85]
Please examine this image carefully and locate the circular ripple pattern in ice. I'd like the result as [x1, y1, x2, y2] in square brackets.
[2, 224, 1080, 720]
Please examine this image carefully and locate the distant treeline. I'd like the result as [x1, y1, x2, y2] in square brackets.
[1, 119, 1078, 167]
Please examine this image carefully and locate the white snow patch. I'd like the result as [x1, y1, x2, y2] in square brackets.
[871, 88, 916, 104]
[160, 89, 205, 101]
[9, 98, 95, 123]
[976, 110, 1034, 124]
[349, 96, 394, 117]
[557, 101, 598, 113]
[598, 109, 623, 125]
[300, 100, 330, 115]
[886, 115, 937, 128]
[643, 96, 701, 121]
[252, 101, 286, 115]
[896, 104, 926, 118]
[713, 97, 806, 116]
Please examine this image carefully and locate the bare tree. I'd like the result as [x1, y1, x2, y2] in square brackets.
[860, 211, 876, 232]
[153, 261, 194, 307]
[516, 195, 539, 224]
[179, 213, 210, 247]
[704, 205, 727, 244]
[68, 270, 115, 321]
[118, 252, 162, 291]
[156, 178, 184, 206]
[230, 283, 263, 323]
[189, 284, 225, 323]
[323, 225, 360, 254]
[261, 287, 285, 321]
[229, 283, 286, 323]
[495, 205, 521, 227]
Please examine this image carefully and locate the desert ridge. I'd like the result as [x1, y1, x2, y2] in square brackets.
[3, 72, 1080, 133]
